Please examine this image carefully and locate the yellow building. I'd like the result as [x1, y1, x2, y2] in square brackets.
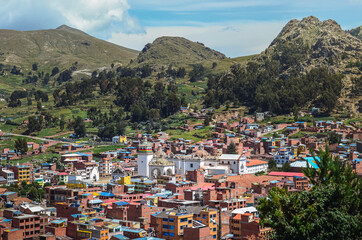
[14, 165, 31, 184]
[297, 144, 306, 156]
[291, 146, 299, 157]
[117, 176, 131, 185]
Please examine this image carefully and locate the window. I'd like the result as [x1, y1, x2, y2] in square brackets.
[169, 218, 174, 222]
[203, 214, 206, 219]
[180, 226, 184, 230]
[169, 233, 175, 237]
[163, 232, 169, 236]
[188, 220, 192, 224]
[169, 225, 174, 230]
[190, 163, 193, 168]
[163, 218, 168, 222]
[213, 228, 216, 232]
[180, 218, 187, 223]
[163, 225, 169, 229]
[213, 235, 217, 239]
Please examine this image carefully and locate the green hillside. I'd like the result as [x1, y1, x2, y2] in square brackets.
[0, 25, 139, 71]
[132, 36, 226, 68]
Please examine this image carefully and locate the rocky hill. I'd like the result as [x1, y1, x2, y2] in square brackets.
[262, 16, 362, 73]
[347, 26, 362, 40]
[258, 16, 362, 113]
[0, 25, 139, 70]
[133, 36, 226, 67]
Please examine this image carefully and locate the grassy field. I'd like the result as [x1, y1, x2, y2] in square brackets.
[166, 126, 213, 142]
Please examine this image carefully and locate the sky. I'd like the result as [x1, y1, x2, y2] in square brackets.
[0, 0, 361, 57]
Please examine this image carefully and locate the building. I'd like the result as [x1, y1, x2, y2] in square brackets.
[137, 142, 153, 177]
[151, 206, 219, 240]
[245, 159, 268, 174]
[56, 172, 69, 184]
[230, 213, 271, 239]
[11, 165, 32, 184]
[151, 208, 194, 240]
[274, 149, 294, 166]
[11, 214, 49, 240]
[112, 136, 128, 143]
[99, 158, 112, 178]
[0, 168, 15, 185]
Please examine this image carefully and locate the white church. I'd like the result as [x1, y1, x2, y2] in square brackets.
[137, 142, 253, 179]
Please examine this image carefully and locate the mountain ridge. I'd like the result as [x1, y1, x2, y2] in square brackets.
[0, 25, 139, 71]
[133, 36, 226, 68]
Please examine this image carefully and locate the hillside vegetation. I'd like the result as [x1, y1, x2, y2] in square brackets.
[132, 36, 226, 68]
[0, 25, 139, 70]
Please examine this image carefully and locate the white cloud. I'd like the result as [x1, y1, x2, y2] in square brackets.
[0, 0, 144, 37]
[109, 21, 286, 57]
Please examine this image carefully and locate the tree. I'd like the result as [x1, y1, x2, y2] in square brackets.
[32, 63, 38, 71]
[268, 159, 277, 171]
[73, 116, 86, 138]
[281, 162, 291, 172]
[189, 64, 205, 82]
[37, 101, 42, 111]
[226, 142, 237, 154]
[258, 146, 361, 240]
[328, 131, 341, 144]
[14, 138, 28, 158]
[59, 118, 66, 131]
[51, 67, 59, 76]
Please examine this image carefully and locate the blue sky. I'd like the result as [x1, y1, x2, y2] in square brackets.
[0, 0, 361, 57]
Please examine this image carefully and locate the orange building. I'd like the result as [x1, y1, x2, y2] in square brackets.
[151, 207, 219, 240]
[230, 213, 271, 239]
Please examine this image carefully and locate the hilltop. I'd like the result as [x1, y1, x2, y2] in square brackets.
[260, 16, 362, 113]
[347, 25, 362, 40]
[262, 16, 362, 74]
[204, 16, 362, 115]
[0, 25, 139, 70]
[133, 36, 226, 68]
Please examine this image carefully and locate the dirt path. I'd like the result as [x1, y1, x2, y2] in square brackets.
[44, 131, 74, 138]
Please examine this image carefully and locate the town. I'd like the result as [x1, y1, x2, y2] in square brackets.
[0, 111, 360, 240]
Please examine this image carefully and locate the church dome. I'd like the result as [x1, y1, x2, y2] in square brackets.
[193, 149, 210, 158]
[150, 157, 174, 166]
[154, 149, 167, 158]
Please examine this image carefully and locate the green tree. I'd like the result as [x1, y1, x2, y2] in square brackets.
[32, 63, 38, 71]
[268, 159, 277, 171]
[258, 146, 362, 240]
[226, 142, 237, 154]
[59, 118, 66, 131]
[328, 131, 341, 144]
[37, 101, 42, 110]
[14, 138, 28, 158]
[51, 67, 59, 76]
[73, 116, 86, 138]
[281, 162, 291, 172]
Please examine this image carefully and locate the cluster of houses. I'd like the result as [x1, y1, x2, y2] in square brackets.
[0, 114, 360, 240]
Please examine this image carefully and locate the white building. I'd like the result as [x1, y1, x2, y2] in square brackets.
[274, 149, 294, 166]
[218, 154, 247, 175]
[245, 159, 268, 174]
[137, 145, 250, 178]
[0, 168, 14, 185]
